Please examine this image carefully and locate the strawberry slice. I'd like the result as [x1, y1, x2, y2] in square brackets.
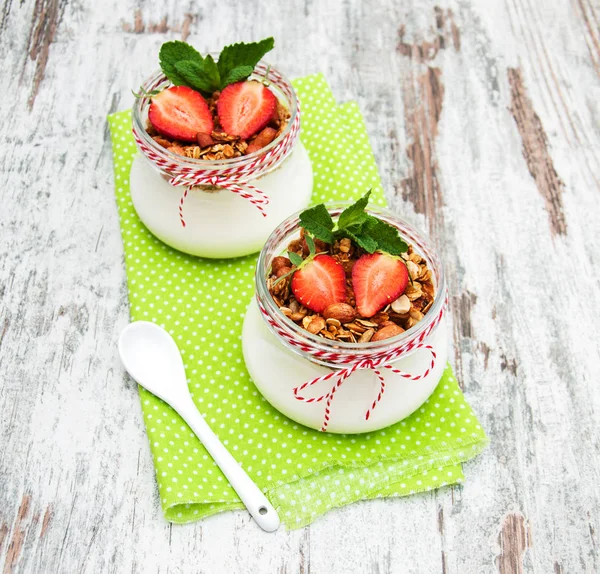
[148, 86, 213, 142]
[352, 253, 409, 318]
[217, 81, 277, 140]
[291, 255, 346, 314]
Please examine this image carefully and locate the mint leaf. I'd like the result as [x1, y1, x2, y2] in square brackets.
[158, 37, 273, 92]
[343, 226, 378, 253]
[222, 65, 254, 88]
[337, 190, 371, 229]
[175, 60, 220, 94]
[203, 55, 221, 89]
[363, 217, 408, 255]
[288, 251, 303, 267]
[217, 37, 275, 83]
[159, 41, 204, 86]
[295, 191, 410, 256]
[299, 204, 335, 244]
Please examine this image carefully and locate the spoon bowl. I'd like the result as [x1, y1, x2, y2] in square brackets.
[118, 321, 188, 403]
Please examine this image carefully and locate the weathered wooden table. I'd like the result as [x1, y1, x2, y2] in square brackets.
[1, 0, 599, 572]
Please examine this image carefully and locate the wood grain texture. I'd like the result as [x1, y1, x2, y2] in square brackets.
[1, 0, 599, 572]
[495, 512, 532, 574]
[507, 67, 567, 236]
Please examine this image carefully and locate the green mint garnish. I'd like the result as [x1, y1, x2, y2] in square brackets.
[336, 191, 371, 229]
[299, 204, 335, 244]
[361, 216, 407, 255]
[217, 38, 274, 86]
[341, 225, 378, 253]
[174, 57, 220, 94]
[298, 191, 409, 256]
[159, 42, 205, 86]
[159, 37, 275, 96]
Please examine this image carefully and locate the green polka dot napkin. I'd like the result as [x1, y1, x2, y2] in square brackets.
[108, 74, 488, 528]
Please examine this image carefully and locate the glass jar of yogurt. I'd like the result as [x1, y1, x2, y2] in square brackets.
[242, 205, 448, 434]
[130, 62, 313, 259]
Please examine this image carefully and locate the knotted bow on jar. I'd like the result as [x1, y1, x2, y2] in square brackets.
[292, 346, 438, 432]
[167, 173, 271, 227]
[258, 290, 448, 432]
[131, 64, 301, 227]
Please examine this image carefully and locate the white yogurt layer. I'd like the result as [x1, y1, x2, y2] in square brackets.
[242, 299, 448, 434]
[129, 141, 313, 259]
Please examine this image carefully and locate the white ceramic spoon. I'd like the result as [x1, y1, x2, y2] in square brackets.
[118, 321, 280, 532]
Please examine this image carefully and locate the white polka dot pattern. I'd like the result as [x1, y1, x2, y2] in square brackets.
[107, 74, 488, 528]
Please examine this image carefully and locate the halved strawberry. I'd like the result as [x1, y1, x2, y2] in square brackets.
[148, 86, 213, 142]
[291, 255, 346, 314]
[217, 81, 277, 140]
[352, 253, 409, 318]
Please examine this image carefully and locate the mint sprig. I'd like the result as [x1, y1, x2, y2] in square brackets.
[159, 42, 205, 86]
[217, 38, 274, 86]
[298, 191, 409, 256]
[174, 57, 220, 94]
[158, 37, 274, 96]
[336, 192, 371, 229]
[299, 204, 335, 244]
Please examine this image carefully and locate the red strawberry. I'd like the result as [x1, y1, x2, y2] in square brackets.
[217, 81, 277, 140]
[148, 86, 213, 142]
[352, 253, 409, 318]
[291, 255, 346, 314]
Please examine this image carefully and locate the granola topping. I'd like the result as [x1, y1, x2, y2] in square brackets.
[267, 232, 436, 343]
[147, 92, 291, 161]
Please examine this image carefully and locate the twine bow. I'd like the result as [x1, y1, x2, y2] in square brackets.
[292, 345, 437, 432]
[257, 289, 448, 433]
[168, 174, 270, 227]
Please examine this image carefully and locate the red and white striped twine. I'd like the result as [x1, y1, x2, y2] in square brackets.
[258, 290, 448, 432]
[132, 63, 301, 227]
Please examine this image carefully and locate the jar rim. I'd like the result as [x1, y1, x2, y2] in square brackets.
[131, 60, 299, 169]
[255, 204, 447, 358]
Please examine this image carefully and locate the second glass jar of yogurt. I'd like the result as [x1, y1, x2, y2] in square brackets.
[242, 202, 449, 434]
[130, 61, 313, 259]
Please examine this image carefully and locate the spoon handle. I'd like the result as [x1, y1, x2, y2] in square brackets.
[176, 398, 280, 532]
